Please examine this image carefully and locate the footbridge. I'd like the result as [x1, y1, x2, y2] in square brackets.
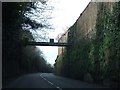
[28, 39, 67, 46]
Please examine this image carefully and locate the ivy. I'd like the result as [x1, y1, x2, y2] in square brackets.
[55, 2, 120, 87]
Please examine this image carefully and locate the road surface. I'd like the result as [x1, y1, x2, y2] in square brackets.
[5, 73, 108, 89]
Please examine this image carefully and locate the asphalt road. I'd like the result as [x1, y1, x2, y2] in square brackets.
[5, 73, 108, 89]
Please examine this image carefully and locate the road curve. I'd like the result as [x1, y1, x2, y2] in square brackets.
[5, 73, 109, 89]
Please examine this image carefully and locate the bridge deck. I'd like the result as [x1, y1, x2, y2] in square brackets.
[28, 42, 67, 46]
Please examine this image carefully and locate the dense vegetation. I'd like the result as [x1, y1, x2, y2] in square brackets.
[54, 2, 120, 87]
[2, 2, 53, 86]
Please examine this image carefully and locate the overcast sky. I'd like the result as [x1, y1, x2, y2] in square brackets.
[37, 0, 91, 65]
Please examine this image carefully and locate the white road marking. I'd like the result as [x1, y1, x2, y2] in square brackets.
[40, 74, 63, 90]
[47, 80, 54, 85]
[56, 86, 63, 90]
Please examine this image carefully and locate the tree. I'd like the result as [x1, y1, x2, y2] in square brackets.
[2, 2, 53, 86]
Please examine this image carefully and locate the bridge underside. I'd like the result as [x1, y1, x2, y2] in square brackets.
[28, 42, 67, 46]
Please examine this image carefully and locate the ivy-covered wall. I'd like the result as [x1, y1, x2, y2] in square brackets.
[54, 2, 120, 87]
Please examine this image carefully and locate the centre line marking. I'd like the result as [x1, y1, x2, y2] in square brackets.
[40, 74, 63, 90]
